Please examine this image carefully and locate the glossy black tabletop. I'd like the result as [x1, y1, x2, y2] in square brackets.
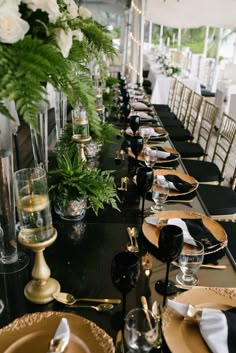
[0, 117, 235, 353]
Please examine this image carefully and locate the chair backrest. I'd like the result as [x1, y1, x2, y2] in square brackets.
[185, 92, 203, 136]
[231, 168, 236, 190]
[176, 85, 192, 124]
[167, 77, 177, 108]
[211, 113, 236, 178]
[228, 93, 236, 119]
[171, 80, 184, 115]
[196, 100, 218, 155]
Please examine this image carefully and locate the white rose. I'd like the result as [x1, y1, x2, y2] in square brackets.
[0, 0, 20, 7]
[73, 29, 83, 41]
[78, 6, 92, 19]
[64, 0, 78, 19]
[22, 0, 61, 23]
[0, 8, 29, 44]
[55, 28, 72, 58]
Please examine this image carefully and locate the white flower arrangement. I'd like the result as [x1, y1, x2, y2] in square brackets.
[0, 0, 116, 135]
[162, 60, 182, 77]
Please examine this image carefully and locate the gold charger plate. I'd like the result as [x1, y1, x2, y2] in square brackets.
[153, 169, 199, 196]
[162, 287, 236, 353]
[142, 210, 227, 254]
[0, 311, 115, 353]
[128, 146, 180, 164]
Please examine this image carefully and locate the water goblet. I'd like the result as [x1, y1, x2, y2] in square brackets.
[129, 115, 141, 135]
[176, 240, 204, 286]
[124, 308, 159, 352]
[136, 166, 154, 222]
[151, 177, 169, 212]
[143, 146, 157, 168]
[155, 225, 183, 305]
[139, 127, 151, 145]
[111, 252, 140, 329]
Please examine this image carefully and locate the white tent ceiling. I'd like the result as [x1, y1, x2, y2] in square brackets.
[145, 0, 236, 28]
[81, 0, 236, 29]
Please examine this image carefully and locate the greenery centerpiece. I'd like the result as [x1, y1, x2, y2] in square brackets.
[47, 150, 120, 219]
[0, 0, 116, 140]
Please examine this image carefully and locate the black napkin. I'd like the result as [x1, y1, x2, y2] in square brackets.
[184, 218, 219, 250]
[163, 174, 196, 192]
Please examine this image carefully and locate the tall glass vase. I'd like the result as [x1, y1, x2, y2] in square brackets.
[0, 114, 28, 273]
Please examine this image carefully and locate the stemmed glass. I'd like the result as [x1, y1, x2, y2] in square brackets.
[111, 252, 140, 329]
[129, 115, 141, 135]
[136, 166, 154, 222]
[139, 127, 151, 145]
[143, 146, 157, 169]
[155, 225, 183, 305]
[176, 241, 204, 286]
[151, 177, 169, 212]
[130, 136, 144, 173]
[124, 308, 159, 352]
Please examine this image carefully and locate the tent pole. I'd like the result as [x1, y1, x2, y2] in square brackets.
[122, 10, 130, 76]
[177, 28, 182, 48]
[216, 28, 223, 63]
[159, 25, 164, 49]
[203, 26, 209, 57]
[148, 21, 153, 49]
[139, 0, 145, 85]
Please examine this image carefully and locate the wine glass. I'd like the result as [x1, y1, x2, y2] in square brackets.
[139, 127, 151, 144]
[151, 177, 169, 212]
[129, 115, 141, 135]
[155, 225, 183, 305]
[176, 241, 204, 286]
[124, 308, 159, 352]
[130, 136, 143, 173]
[111, 252, 140, 329]
[136, 166, 154, 222]
[143, 146, 157, 168]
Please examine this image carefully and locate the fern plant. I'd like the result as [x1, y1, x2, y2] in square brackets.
[0, 1, 116, 137]
[48, 150, 120, 215]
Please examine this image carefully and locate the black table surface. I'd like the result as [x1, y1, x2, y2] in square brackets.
[0, 118, 235, 353]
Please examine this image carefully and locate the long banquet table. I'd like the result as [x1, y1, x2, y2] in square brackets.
[0, 110, 235, 352]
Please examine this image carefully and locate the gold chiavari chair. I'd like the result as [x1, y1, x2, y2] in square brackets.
[183, 112, 236, 184]
[173, 100, 218, 158]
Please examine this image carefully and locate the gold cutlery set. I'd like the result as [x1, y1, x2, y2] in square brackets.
[53, 292, 121, 311]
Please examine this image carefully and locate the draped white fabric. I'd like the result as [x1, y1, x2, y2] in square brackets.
[145, 0, 236, 28]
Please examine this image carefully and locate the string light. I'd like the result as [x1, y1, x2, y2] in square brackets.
[130, 32, 141, 46]
[128, 62, 140, 75]
[131, 0, 142, 14]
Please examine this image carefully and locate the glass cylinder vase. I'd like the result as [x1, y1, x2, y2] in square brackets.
[0, 114, 28, 273]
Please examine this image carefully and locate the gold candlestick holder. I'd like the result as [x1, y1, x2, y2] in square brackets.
[72, 135, 91, 162]
[18, 228, 60, 304]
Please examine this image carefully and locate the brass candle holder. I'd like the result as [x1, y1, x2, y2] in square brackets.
[18, 228, 60, 304]
[72, 135, 91, 162]
[72, 106, 91, 162]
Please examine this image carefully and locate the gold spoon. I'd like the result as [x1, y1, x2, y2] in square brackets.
[53, 292, 121, 305]
[69, 303, 114, 312]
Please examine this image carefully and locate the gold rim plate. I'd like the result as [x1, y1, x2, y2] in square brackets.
[142, 210, 227, 254]
[162, 287, 236, 353]
[128, 146, 180, 164]
[153, 169, 199, 196]
[0, 312, 115, 353]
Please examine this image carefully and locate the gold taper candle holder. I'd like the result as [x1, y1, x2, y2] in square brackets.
[18, 228, 60, 304]
[72, 135, 91, 162]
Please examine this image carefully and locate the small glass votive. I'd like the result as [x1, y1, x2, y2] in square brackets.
[14, 167, 54, 243]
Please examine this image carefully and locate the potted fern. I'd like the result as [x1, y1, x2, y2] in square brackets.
[47, 150, 120, 220]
